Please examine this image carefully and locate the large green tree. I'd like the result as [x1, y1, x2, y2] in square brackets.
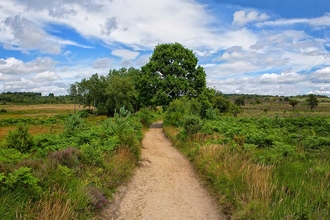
[106, 70, 137, 116]
[136, 43, 207, 107]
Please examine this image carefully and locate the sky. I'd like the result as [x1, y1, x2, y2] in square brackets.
[1, 0, 330, 96]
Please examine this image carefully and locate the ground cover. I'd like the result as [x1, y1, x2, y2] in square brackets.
[0, 105, 158, 219]
[163, 98, 330, 219]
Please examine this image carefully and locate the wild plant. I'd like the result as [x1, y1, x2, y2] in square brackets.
[63, 114, 85, 136]
[87, 186, 109, 211]
[182, 115, 202, 138]
[0, 167, 41, 196]
[6, 125, 34, 153]
[48, 147, 80, 168]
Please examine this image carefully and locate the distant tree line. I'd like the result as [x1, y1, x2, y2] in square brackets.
[0, 92, 72, 104]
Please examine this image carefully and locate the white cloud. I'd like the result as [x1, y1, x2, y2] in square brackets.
[206, 72, 310, 95]
[259, 72, 307, 84]
[256, 13, 330, 27]
[33, 71, 61, 81]
[0, 57, 56, 75]
[0, 0, 230, 53]
[93, 58, 112, 69]
[111, 49, 140, 60]
[3, 15, 61, 54]
[310, 67, 330, 83]
[233, 10, 269, 26]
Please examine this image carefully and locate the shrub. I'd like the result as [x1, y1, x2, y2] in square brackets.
[77, 109, 92, 118]
[0, 167, 41, 195]
[103, 106, 142, 159]
[86, 186, 109, 211]
[136, 107, 154, 128]
[63, 114, 85, 136]
[205, 107, 219, 120]
[0, 109, 7, 113]
[183, 115, 202, 137]
[6, 126, 34, 153]
[48, 147, 80, 168]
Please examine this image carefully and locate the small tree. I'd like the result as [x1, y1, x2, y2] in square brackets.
[6, 126, 34, 153]
[289, 99, 299, 111]
[306, 94, 319, 111]
[234, 96, 245, 106]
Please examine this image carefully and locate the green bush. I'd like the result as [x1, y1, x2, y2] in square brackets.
[183, 115, 202, 137]
[164, 97, 201, 126]
[135, 107, 155, 128]
[6, 126, 34, 153]
[63, 114, 85, 136]
[0, 167, 41, 195]
[77, 109, 92, 118]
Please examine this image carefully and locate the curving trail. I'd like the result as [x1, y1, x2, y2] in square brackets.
[101, 122, 224, 220]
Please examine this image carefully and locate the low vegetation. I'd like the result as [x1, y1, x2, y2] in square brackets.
[0, 106, 159, 219]
[163, 97, 330, 219]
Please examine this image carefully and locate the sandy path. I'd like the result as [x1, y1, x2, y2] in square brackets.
[102, 122, 224, 220]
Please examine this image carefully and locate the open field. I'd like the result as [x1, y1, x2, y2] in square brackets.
[0, 104, 88, 138]
[241, 102, 330, 117]
[0, 104, 84, 117]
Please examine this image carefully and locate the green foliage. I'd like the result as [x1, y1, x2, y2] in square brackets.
[135, 107, 156, 128]
[0, 148, 28, 164]
[77, 109, 92, 118]
[136, 43, 207, 107]
[289, 99, 299, 110]
[198, 87, 215, 117]
[163, 97, 201, 126]
[0, 167, 41, 194]
[172, 114, 330, 218]
[0, 91, 72, 104]
[205, 107, 219, 120]
[63, 114, 85, 136]
[6, 126, 34, 153]
[214, 93, 231, 113]
[103, 106, 142, 159]
[234, 96, 245, 106]
[182, 115, 202, 137]
[306, 94, 319, 111]
[0, 105, 145, 219]
[106, 74, 136, 116]
[0, 116, 63, 126]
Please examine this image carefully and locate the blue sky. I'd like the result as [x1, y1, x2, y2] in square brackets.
[1, 0, 330, 96]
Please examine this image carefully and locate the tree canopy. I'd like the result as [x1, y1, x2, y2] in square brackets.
[136, 42, 207, 107]
[306, 94, 319, 111]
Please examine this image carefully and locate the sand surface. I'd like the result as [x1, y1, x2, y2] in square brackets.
[102, 122, 224, 220]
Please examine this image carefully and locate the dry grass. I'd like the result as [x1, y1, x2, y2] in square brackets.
[241, 102, 330, 117]
[0, 104, 76, 138]
[197, 144, 274, 218]
[22, 187, 78, 220]
[0, 125, 63, 138]
[1, 104, 83, 112]
[0, 104, 85, 119]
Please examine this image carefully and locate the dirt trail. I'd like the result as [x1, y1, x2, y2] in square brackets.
[102, 122, 224, 220]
